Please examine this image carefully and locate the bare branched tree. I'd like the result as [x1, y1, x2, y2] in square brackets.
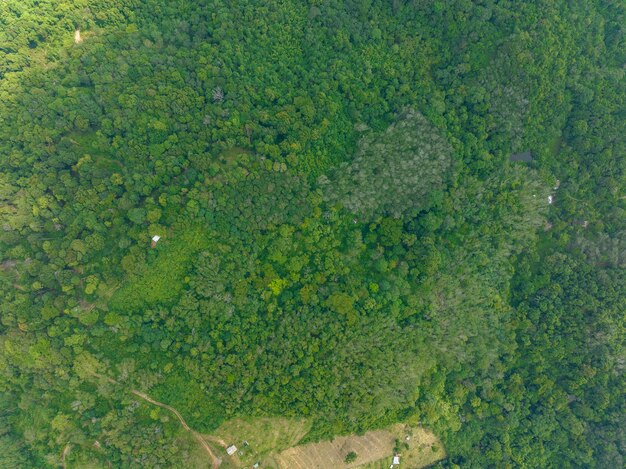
[212, 87, 224, 103]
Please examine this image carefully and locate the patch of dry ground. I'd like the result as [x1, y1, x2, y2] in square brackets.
[276, 428, 394, 469]
[356, 426, 445, 469]
[270, 423, 443, 469]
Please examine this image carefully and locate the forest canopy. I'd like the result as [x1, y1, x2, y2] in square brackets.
[0, 1, 624, 468]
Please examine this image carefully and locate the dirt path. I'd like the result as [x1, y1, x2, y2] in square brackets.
[129, 390, 221, 467]
[203, 433, 244, 466]
[91, 373, 221, 468]
[204, 434, 228, 447]
[61, 444, 70, 469]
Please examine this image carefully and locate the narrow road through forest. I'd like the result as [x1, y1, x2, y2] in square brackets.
[90, 372, 222, 468]
[129, 389, 222, 468]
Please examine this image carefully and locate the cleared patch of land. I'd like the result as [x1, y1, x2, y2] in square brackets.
[276, 429, 394, 469]
[355, 425, 445, 469]
[207, 419, 444, 469]
[206, 417, 311, 467]
[275, 424, 444, 469]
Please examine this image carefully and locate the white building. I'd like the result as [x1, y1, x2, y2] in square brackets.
[151, 235, 161, 248]
[392, 455, 400, 465]
[226, 445, 237, 456]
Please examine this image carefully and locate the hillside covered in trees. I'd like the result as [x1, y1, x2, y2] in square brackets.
[1, 1, 624, 468]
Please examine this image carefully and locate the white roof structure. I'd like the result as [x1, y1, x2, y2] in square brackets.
[393, 455, 400, 465]
[151, 235, 161, 242]
[226, 445, 237, 456]
[548, 195, 554, 204]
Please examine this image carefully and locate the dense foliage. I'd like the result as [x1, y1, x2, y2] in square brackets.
[1, 1, 624, 468]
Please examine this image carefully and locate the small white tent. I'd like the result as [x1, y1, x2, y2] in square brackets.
[151, 235, 161, 248]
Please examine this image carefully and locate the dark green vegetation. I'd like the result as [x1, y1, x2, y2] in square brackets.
[1, 1, 624, 468]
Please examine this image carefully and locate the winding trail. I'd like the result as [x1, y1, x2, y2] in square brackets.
[204, 434, 243, 466]
[129, 389, 221, 468]
[61, 444, 70, 469]
[91, 373, 221, 468]
[204, 434, 228, 447]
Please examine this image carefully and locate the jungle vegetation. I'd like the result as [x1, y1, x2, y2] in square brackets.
[0, 1, 624, 468]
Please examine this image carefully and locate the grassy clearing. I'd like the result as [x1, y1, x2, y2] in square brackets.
[109, 225, 211, 311]
[206, 419, 444, 469]
[206, 417, 311, 468]
[219, 146, 252, 163]
[66, 131, 124, 171]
